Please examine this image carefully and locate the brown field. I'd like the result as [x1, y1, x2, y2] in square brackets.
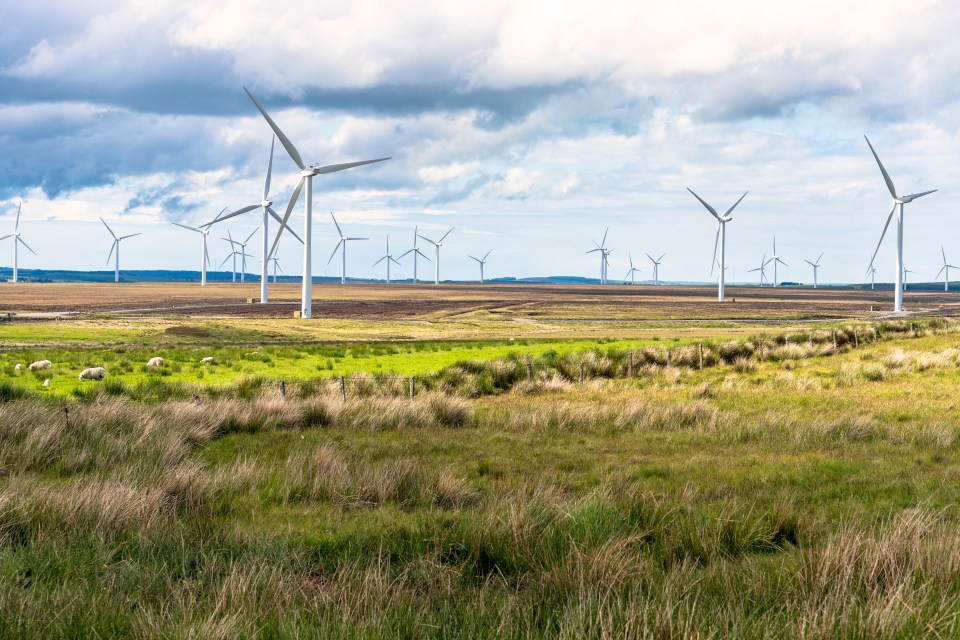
[0, 281, 957, 323]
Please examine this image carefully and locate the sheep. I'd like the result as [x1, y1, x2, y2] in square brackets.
[14, 364, 22, 371]
[147, 357, 164, 367]
[43, 379, 50, 387]
[201, 357, 215, 364]
[79, 367, 107, 381]
[29, 360, 52, 371]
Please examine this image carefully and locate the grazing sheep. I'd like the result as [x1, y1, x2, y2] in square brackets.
[79, 367, 107, 381]
[201, 357, 214, 364]
[147, 357, 164, 367]
[43, 379, 50, 387]
[29, 360, 52, 371]
[14, 364, 22, 371]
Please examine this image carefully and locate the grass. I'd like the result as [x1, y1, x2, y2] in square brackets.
[1, 317, 960, 635]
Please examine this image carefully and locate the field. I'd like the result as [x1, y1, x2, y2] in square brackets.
[3, 282, 960, 637]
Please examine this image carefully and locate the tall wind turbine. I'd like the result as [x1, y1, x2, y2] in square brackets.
[206, 137, 303, 302]
[100, 218, 141, 283]
[645, 253, 665, 285]
[1, 202, 36, 283]
[804, 253, 823, 289]
[936, 246, 958, 291]
[866, 263, 877, 290]
[903, 266, 915, 291]
[171, 207, 225, 286]
[687, 188, 748, 302]
[327, 212, 368, 284]
[469, 249, 492, 283]
[269, 255, 282, 283]
[373, 236, 402, 283]
[864, 136, 937, 312]
[220, 233, 240, 282]
[748, 253, 769, 286]
[398, 226, 430, 283]
[244, 87, 389, 318]
[417, 228, 453, 285]
[624, 253, 641, 284]
[768, 237, 787, 287]
[222, 230, 257, 282]
[586, 228, 611, 284]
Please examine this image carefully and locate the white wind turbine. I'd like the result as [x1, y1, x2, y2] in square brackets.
[220, 233, 240, 282]
[748, 253, 770, 286]
[205, 137, 303, 302]
[100, 218, 141, 283]
[171, 206, 226, 286]
[221, 229, 257, 282]
[373, 236, 402, 283]
[804, 253, 824, 289]
[269, 255, 283, 283]
[1, 201, 36, 283]
[327, 212, 367, 285]
[903, 265, 915, 291]
[417, 228, 453, 285]
[586, 228, 611, 284]
[687, 188, 748, 302]
[624, 254, 641, 284]
[645, 252, 665, 285]
[936, 246, 958, 291]
[768, 237, 787, 287]
[866, 263, 878, 290]
[469, 249, 492, 283]
[864, 135, 937, 312]
[244, 87, 389, 318]
[398, 226, 430, 283]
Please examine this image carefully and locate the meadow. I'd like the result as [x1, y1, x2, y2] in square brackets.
[3, 284, 960, 637]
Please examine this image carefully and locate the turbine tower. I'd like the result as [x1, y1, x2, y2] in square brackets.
[624, 253, 641, 284]
[244, 87, 389, 318]
[748, 253, 769, 286]
[469, 249, 492, 283]
[687, 188, 748, 302]
[864, 135, 937, 312]
[586, 228, 611, 284]
[221, 229, 257, 282]
[100, 218, 141, 283]
[373, 236, 402, 283]
[1, 201, 36, 283]
[936, 246, 958, 291]
[171, 207, 225, 286]
[903, 266, 914, 291]
[866, 263, 878, 290]
[220, 232, 241, 282]
[417, 228, 453, 285]
[327, 212, 368, 285]
[768, 237, 787, 287]
[398, 226, 430, 283]
[206, 137, 303, 302]
[645, 253, 665, 285]
[804, 253, 823, 289]
[269, 255, 282, 283]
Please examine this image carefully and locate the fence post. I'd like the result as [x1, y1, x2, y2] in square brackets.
[527, 362, 533, 382]
[339, 376, 346, 401]
[832, 331, 837, 349]
[628, 351, 633, 377]
[759, 340, 764, 361]
[667, 350, 672, 367]
[579, 361, 585, 384]
[409, 376, 415, 399]
[854, 330, 859, 348]
[698, 343, 704, 370]
[63, 406, 69, 429]
[279, 380, 286, 399]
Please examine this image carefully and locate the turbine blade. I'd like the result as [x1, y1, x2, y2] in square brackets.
[106, 241, 115, 266]
[397, 249, 413, 259]
[100, 217, 117, 239]
[327, 239, 343, 266]
[483, 249, 492, 261]
[17, 237, 36, 255]
[346, 237, 368, 241]
[314, 157, 390, 175]
[389, 257, 402, 266]
[198, 206, 229, 228]
[868, 202, 897, 271]
[219, 253, 233, 268]
[658, 253, 666, 262]
[330, 211, 343, 237]
[172, 222, 201, 233]
[601, 227, 609, 247]
[687, 188, 722, 220]
[817, 252, 823, 264]
[268, 175, 305, 259]
[267, 206, 304, 244]
[469, 256, 480, 263]
[936, 265, 946, 279]
[439, 227, 454, 243]
[418, 249, 431, 261]
[0, 234, 11, 240]
[373, 256, 387, 266]
[120, 233, 141, 240]
[586, 248, 601, 254]
[722, 191, 748, 217]
[243, 87, 305, 171]
[244, 228, 257, 244]
[417, 234, 436, 246]
[804, 260, 815, 267]
[710, 221, 720, 276]
[214, 204, 260, 224]
[14, 201, 21, 231]
[943, 245, 948, 265]
[864, 135, 898, 199]
[263, 135, 275, 200]
[204, 243, 210, 267]
[903, 189, 937, 201]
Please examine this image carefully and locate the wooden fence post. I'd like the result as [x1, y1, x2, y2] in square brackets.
[409, 376, 415, 399]
[579, 361, 585, 384]
[628, 351, 633, 377]
[279, 380, 286, 399]
[339, 376, 346, 401]
[698, 344, 704, 370]
[527, 362, 533, 382]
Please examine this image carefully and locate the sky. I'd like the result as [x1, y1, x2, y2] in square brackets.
[2, 0, 960, 284]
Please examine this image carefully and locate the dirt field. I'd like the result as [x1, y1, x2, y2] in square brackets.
[0, 282, 957, 322]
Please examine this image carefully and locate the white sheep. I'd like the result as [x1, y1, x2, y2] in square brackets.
[14, 363, 22, 371]
[29, 360, 52, 371]
[147, 357, 164, 367]
[43, 379, 50, 387]
[201, 357, 215, 364]
[79, 367, 107, 381]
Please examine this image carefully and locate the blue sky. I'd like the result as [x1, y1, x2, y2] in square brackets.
[2, 0, 960, 283]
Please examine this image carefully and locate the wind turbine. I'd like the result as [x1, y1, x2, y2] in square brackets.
[220, 232, 240, 282]
[326, 212, 367, 285]
[398, 226, 430, 283]
[864, 135, 937, 312]
[171, 207, 226, 286]
[804, 253, 824, 289]
[205, 137, 304, 302]
[866, 263, 878, 290]
[586, 228, 611, 284]
[645, 253, 665, 285]
[269, 255, 282, 283]
[624, 253, 641, 284]
[936, 246, 958, 291]
[222, 229, 257, 282]
[903, 266, 915, 291]
[417, 228, 453, 285]
[244, 87, 389, 318]
[469, 249, 492, 283]
[748, 253, 769, 286]
[100, 218, 141, 283]
[687, 188, 748, 302]
[1, 201, 35, 283]
[768, 237, 787, 287]
[373, 236, 402, 283]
